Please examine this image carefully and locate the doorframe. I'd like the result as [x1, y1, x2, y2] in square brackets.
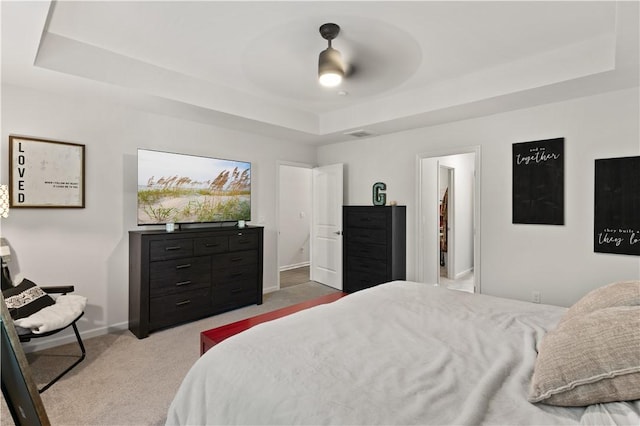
[416, 146, 481, 293]
[276, 160, 314, 292]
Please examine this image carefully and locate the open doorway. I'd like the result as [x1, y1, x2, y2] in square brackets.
[277, 162, 344, 291]
[417, 147, 480, 293]
[278, 164, 312, 289]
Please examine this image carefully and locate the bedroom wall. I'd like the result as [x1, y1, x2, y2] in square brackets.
[318, 87, 640, 307]
[278, 165, 312, 270]
[0, 83, 316, 347]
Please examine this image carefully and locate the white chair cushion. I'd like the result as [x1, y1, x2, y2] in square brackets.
[14, 294, 87, 334]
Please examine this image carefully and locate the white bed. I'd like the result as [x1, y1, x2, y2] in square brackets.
[167, 281, 640, 425]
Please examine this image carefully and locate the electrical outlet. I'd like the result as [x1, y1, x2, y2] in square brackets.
[532, 291, 541, 304]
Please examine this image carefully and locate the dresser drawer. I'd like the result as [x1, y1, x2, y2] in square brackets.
[212, 264, 258, 285]
[194, 236, 229, 255]
[346, 228, 387, 246]
[150, 287, 212, 329]
[212, 279, 257, 311]
[345, 270, 389, 292]
[211, 250, 257, 269]
[149, 238, 194, 261]
[346, 242, 387, 260]
[229, 232, 258, 251]
[346, 209, 387, 229]
[150, 256, 211, 297]
[346, 256, 388, 275]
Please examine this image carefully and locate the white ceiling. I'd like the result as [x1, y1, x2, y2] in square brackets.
[2, 1, 638, 145]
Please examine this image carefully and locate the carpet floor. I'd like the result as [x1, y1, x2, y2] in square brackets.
[280, 265, 310, 288]
[1, 281, 338, 425]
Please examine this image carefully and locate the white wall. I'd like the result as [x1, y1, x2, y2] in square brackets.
[2, 82, 638, 347]
[278, 165, 311, 270]
[420, 156, 440, 285]
[319, 88, 640, 307]
[0, 84, 316, 347]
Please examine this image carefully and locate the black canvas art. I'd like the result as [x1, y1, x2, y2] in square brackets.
[512, 138, 564, 225]
[594, 156, 640, 256]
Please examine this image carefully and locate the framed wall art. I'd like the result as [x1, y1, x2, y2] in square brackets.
[9, 135, 85, 208]
[594, 156, 640, 256]
[512, 137, 564, 225]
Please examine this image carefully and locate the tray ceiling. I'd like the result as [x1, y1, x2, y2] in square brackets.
[2, 1, 638, 145]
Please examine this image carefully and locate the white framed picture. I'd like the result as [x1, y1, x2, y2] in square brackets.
[9, 135, 85, 208]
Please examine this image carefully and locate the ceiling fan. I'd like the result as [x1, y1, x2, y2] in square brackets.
[318, 23, 345, 87]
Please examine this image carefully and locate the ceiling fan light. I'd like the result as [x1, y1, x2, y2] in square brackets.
[318, 47, 344, 87]
[319, 72, 343, 87]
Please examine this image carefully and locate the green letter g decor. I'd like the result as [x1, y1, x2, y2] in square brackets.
[372, 182, 386, 206]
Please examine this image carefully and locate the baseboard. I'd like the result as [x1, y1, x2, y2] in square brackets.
[455, 267, 474, 279]
[279, 262, 310, 272]
[263, 285, 278, 294]
[20, 279, 303, 353]
[21, 321, 129, 353]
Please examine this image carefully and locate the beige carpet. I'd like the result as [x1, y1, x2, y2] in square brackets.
[1, 281, 338, 425]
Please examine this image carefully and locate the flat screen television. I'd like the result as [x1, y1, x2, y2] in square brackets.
[137, 149, 251, 225]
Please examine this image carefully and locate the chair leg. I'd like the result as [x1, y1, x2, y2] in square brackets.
[38, 322, 86, 393]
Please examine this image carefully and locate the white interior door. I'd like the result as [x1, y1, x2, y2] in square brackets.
[311, 163, 343, 290]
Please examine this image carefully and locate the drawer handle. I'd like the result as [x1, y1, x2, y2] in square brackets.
[176, 300, 191, 306]
[230, 272, 243, 278]
[231, 288, 244, 294]
[165, 246, 181, 251]
[175, 280, 191, 287]
[175, 264, 191, 269]
[238, 240, 250, 244]
[230, 257, 243, 262]
[205, 243, 219, 248]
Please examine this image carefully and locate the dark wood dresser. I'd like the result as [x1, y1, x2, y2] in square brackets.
[342, 206, 406, 293]
[129, 226, 263, 338]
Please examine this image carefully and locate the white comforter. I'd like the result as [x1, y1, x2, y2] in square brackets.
[167, 281, 640, 425]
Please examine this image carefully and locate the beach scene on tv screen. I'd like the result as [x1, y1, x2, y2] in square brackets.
[137, 150, 250, 224]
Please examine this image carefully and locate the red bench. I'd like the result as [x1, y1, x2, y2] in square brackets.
[200, 292, 347, 355]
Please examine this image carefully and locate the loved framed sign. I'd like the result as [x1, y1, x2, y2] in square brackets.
[9, 135, 85, 208]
